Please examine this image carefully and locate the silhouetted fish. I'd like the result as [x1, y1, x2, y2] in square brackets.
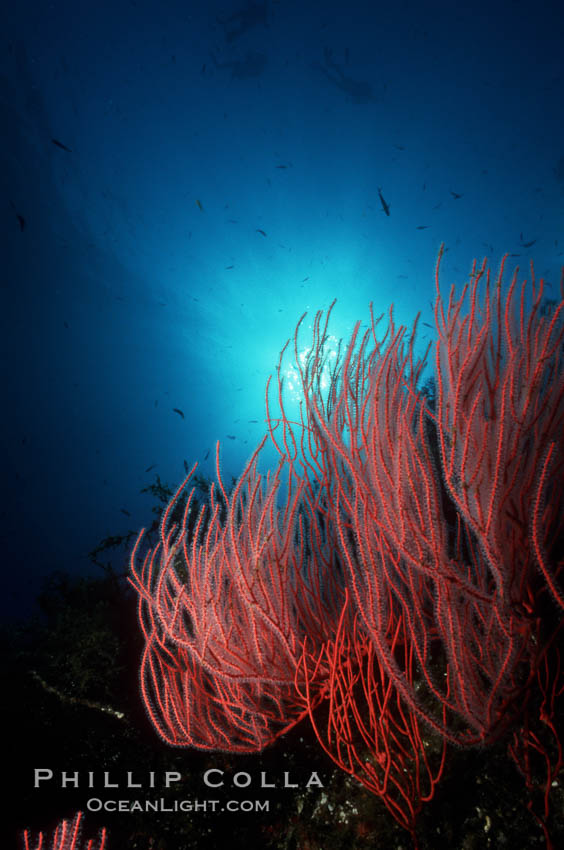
[173, 408, 185, 418]
[520, 232, 537, 248]
[51, 138, 72, 152]
[9, 201, 26, 231]
[377, 188, 390, 216]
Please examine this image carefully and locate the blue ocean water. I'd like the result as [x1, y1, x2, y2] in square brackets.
[2, 0, 563, 619]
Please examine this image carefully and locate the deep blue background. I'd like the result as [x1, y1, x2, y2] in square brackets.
[2, 0, 563, 618]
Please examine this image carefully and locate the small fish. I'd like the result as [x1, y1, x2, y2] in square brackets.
[120, 508, 131, 517]
[276, 164, 288, 169]
[195, 199, 204, 212]
[422, 322, 433, 329]
[51, 138, 72, 152]
[204, 449, 210, 460]
[377, 187, 390, 216]
[183, 459, 189, 474]
[450, 191, 463, 199]
[519, 232, 537, 248]
[416, 225, 430, 230]
[154, 400, 158, 407]
[225, 264, 234, 269]
[301, 276, 309, 282]
[256, 228, 267, 236]
[145, 464, 156, 472]
[10, 200, 26, 231]
[227, 434, 236, 440]
[173, 408, 185, 418]
[248, 419, 258, 423]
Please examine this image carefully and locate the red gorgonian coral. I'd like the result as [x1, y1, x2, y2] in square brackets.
[130, 247, 564, 843]
[23, 811, 107, 850]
